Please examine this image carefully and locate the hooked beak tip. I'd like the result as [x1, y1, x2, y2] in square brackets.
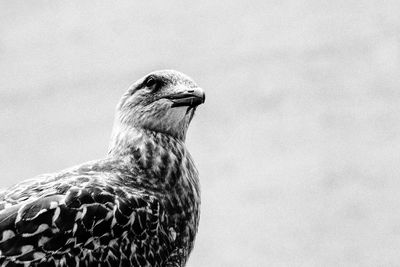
[166, 87, 205, 108]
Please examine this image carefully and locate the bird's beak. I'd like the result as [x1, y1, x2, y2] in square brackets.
[164, 87, 205, 108]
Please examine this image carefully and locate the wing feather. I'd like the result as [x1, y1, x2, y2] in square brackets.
[0, 180, 173, 266]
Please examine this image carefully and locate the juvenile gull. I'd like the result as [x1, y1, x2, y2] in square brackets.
[0, 70, 205, 267]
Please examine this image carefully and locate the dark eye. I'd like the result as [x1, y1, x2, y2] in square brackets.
[144, 76, 164, 92]
[145, 76, 157, 87]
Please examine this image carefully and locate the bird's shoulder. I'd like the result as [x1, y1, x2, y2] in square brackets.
[0, 158, 140, 209]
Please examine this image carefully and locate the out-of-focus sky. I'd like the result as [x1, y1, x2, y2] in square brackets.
[2, 1, 400, 266]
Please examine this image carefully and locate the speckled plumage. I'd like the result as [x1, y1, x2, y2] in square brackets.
[0, 70, 204, 267]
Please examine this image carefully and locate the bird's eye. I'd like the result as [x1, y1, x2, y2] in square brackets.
[144, 76, 163, 92]
[145, 76, 157, 87]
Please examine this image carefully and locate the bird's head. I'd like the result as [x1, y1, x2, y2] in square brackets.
[114, 70, 205, 141]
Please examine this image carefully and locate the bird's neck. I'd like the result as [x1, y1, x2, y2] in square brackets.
[107, 124, 198, 191]
[108, 124, 185, 157]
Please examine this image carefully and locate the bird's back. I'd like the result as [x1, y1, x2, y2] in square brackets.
[0, 141, 200, 267]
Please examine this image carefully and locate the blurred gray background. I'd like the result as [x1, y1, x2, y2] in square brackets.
[1, 1, 400, 266]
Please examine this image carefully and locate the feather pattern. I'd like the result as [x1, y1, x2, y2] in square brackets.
[0, 70, 204, 267]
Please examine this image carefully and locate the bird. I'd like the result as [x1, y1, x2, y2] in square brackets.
[0, 70, 205, 267]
